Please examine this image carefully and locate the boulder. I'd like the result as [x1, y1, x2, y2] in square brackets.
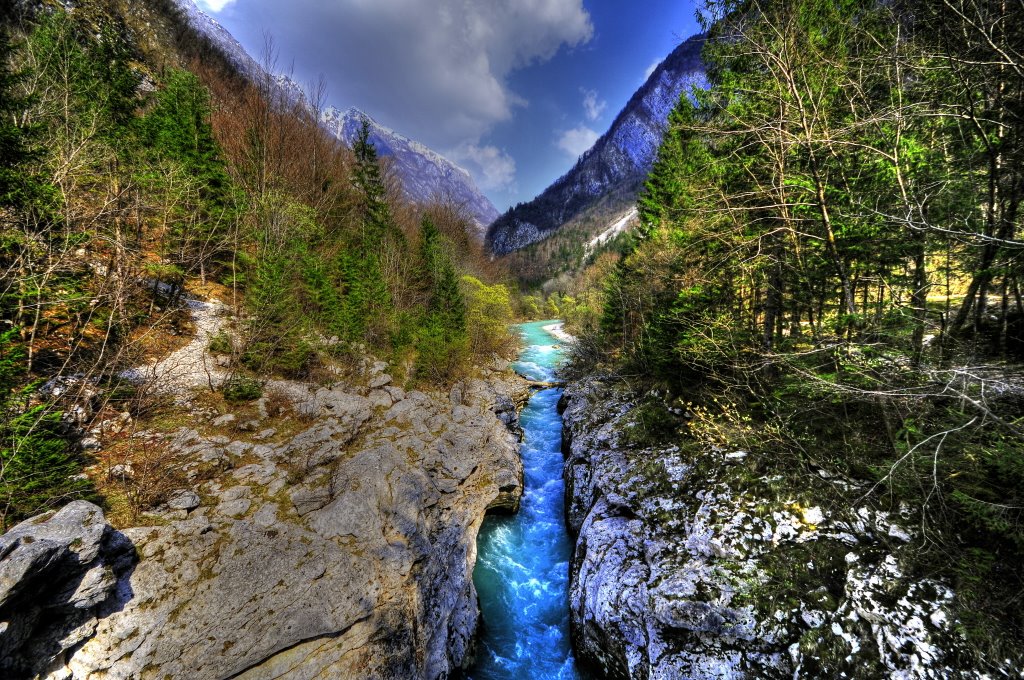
[211, 413, 236, 427]
[0, 502, 135, 680]
[166, 490, 200, 512]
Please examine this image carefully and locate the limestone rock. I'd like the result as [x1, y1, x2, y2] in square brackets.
[560, 377, 983, 679]
[0, 502, 135, 680]
[7, 377, 525, 680]
[166, 490, 200, 511]
[211, 413, 236, 427]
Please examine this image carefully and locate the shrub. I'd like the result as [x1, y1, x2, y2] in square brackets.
[221, 376, 262, 402]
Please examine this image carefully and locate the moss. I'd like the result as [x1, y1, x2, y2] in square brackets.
[730, 540, 847, 620]
[620, 398, 685, 449]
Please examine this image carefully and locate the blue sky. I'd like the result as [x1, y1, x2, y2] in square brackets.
[197, 0, 701, 211]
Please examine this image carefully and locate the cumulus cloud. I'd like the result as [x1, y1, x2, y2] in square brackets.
[581, 88, 606, 122]
[556, 125, 599, 158]
[228, 0, 593, 152]
[197, 0, 236, 11]
[449, 143, 517, 192]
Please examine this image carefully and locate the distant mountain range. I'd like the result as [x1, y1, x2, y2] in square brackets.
[174, 0, 499, 232]
[320, 107, 499, 231]
[486, 33, 707, 256]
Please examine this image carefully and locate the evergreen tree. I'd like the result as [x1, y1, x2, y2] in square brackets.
[141, 69, 230, 199]
[346, 118, 395, 338]
[0, 27, 42, 210]
[415, 217, 466, 382]
[0, 329, 92, 530]
[139, 68, 234, 280]
[637, 94, 704, 239]
[419, 216, 465, 336]
[352, 117, 400, 250]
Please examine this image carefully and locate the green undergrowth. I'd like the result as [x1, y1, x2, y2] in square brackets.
[604, 371, 1024, 668]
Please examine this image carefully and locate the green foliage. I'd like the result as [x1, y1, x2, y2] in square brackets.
[140, 70, 227, 188]
[352, 118, 397, 248]
[621, 398, 683, 448]
[221, 375, 263, 403]
[420, 217, 465, 334]
[413, 313, 467, 385]
[137, 68, 237, 281]
[413, 217, 468, 382]
[241, 236, 316, 377]
[0, 28, 42, 210]
[462, 275, 514, 356]
[207, 330, 233, 356]
[583, 0, 1024, 660]
[0, 329, 92, 530]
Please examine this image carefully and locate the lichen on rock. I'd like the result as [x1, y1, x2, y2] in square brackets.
[560, 377, 988, 679]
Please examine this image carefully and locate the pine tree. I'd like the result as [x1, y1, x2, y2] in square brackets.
[0, 27, 40, 210]
[141, 69, 230, 199]
[352, 117, 398, 250]
[345, 118, 396, 339]
[414, 217, 466, 382]
[637, 94, 702, 238]
[419, 216, 465, 337]
[139, 68, 234, 282]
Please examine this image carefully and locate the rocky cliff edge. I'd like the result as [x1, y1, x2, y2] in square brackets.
[560, 377, 986, 679]
[1, 371, 528, 680]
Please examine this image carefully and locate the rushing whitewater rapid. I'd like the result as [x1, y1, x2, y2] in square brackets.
[468, 321, 587, 679]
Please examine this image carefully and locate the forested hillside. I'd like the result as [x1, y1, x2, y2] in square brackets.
[0, 0, 513, 529]
[571, 0, 1024, 665]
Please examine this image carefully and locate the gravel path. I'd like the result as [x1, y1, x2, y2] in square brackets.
[122, 299, 229, 392]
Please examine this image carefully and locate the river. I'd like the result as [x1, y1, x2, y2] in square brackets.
[467, 321, 587, 679]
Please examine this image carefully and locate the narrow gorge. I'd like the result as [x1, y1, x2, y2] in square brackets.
[2, 0, 1022, 677]
[469, 322, 584, 678]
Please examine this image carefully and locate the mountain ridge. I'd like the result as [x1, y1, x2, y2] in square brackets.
[320, 106, 500, 232]
[486, 33, 707, 256]
[173, 0, 499, 231]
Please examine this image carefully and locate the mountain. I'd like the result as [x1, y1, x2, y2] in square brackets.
[486, 33, 707, 256]
[172, 0, 264, 80]
[173, 0, 499, 231]
[321, 107, 500, 231]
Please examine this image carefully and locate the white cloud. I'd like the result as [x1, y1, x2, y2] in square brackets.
[450, 143, 517, 192]
[237, 0, 594, 150]
[557, 125, 599, 158]
[644, 59, 661, 82]
[581, 88, 606, 122]
[197, 0, 236, 12]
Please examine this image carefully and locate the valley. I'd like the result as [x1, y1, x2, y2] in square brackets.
[1, 0, 1023, 678]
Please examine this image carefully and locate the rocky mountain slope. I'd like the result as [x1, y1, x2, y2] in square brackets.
[486, 33, 706, 256]
[1, 364, 528, 679]
[321, 107, 500, 232]
[174, 0, 499, 231]
[559, 377, 991, 679]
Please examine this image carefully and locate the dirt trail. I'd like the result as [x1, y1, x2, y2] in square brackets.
[122, 299, 228, 392]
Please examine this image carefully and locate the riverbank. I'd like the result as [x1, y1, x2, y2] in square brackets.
[541, 322, 576, 344]
[559, 376, 990, 678]
[0, 368, 530, 679]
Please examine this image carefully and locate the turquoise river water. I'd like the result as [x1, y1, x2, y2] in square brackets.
[467, 321, 588, 679]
